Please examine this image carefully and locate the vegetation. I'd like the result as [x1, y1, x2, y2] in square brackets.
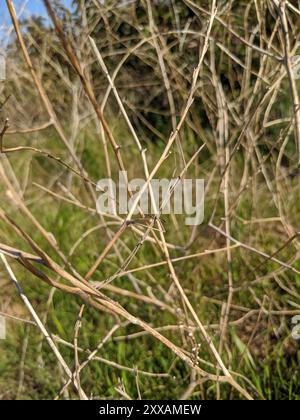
[0, 0, 299, 400]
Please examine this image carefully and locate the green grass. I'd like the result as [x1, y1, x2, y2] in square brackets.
[0, 123, 299, 400]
